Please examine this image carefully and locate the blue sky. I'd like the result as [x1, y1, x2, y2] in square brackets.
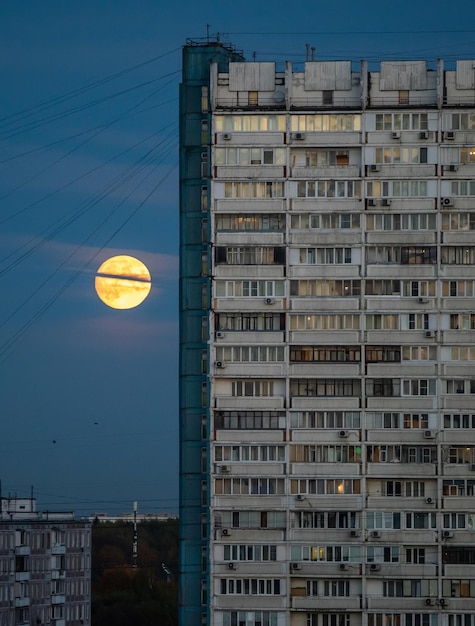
[1, 1, 474, 516]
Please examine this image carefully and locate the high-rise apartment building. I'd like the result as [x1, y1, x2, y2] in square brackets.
[179, 38, 475, 626]
[0, 496, 91, 626]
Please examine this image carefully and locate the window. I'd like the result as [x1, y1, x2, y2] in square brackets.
[322, 90, 334, 105]
[215, 478, 285, 495]
[291, 213, 360, 230]
[216, 280, 285, 297]
[290, 346, 360, 363]
[402, 347, 436, 362]
[298, 247, 353, 264]
[232, 380, 274, 397]
[214, 411, 286, 430]
[383, 579, 437, 597]
[290, 379, 361, 397]
[248, 91, 258, 106]
[291, 445, 361, 463]
[216, 213, 285, 231]
[366, 413, 401, 429]
[291, 113, 361, 132]
[366, 213, 435, 231]
[295, 511, 359, 529]
[442, 247, 475, 265]
[290, 280, 361, 297]
[307, 614, 351, 626]
[290, 411, 361, 429]
[406, 512, 436, 528]
[375, 147, 427, 164]
[402, 379, 436, 396]
[366, 180, 428, 197]
[304, 149, 350, 166]
[224, 545, 277, 562]
[443, 480, 475, 496]
[216, 313, 284, 331]
[217, 346, 285, 363]
[291, 544, 361, 562]
[216, 246, 284, 265]
[215, 147, 285, 165]
[216, 114, 286, 132]
[442, 280, 475, 297]
[366, 512, 401, 530]
[219, 510, 286, 529]
[443, 413, 475, 429]
[441, 212, 475, 231]
[222, 611, 278, 626]
[375, 113, 428, 131]
[366, 379, 400, 397]
[297, 179, 360, 198]
[290, 314, 360, 330]
[291, 479, 361, 495]
[450, 180, 475, 196]
[366, 346, 401, 363]
[383, 481, 426, 497]
[216, 445, 285, 462]
[450, 313, 475, 330]
[367, 546, 399, 563]
[219, 578, 281, 595]
[399, 90, 409, 105]
[224, 181, 284, 198]
[366, 247, 437, 265]
[365, 280, 400, 296]
[323, 580, 350, 596]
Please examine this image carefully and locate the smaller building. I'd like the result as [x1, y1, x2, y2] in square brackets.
[0, 496, 91, 626]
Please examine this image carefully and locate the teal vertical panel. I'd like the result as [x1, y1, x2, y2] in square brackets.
[179, 40, 245, 626]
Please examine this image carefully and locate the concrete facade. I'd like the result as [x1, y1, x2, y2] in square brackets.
[180, 40, 475, 626]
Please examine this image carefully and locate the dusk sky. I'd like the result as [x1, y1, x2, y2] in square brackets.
[1, 1, 474, 517]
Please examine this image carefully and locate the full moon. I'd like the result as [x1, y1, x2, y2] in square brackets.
[95, 255, 151, 309]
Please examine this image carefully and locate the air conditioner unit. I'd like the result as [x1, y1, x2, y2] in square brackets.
[443, 530, 454, 539]
[221, 528, 230, 536]
[370, 563, 381, 571]
[350, 530, 361, 537]
[367, 198, 376, 207]
[216, 361, 225, 368]
[338, 430, 349, 438]
[470, 464, 475, 471]
[424, 430, 435, 439]
[296, 494, 305, 501]
[221, 465, 230, 473]
[418, 297, 429, 303]
[265, 298, 275, 305]
[216, 331, 225, 338]
[222, 133, 232, 140]
[227, 562, 236, 570]
[444, 131, 455, 140]
[371, 530, 381, 538]
[425, 497, 434, 504]
[291, 132, 305, 140]
[391, 131, 401, 139]
[419, 131, 429, 140]
[291, 562, 302, 570]
[370, 164, 379, 172]
[439, 598, 448, 607]
[339, 563, 349, 571]
[425, 330, 435, 338]
[442, 197, 454, 207]
[381, 198, 391, 207]
[448, 164, 458, 172]
[425, 598, 434, 606]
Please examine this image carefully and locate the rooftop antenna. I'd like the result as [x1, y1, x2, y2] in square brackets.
[132, 501, 138, 569]
[252, 51, 257, 61]
[206, 24, 210, 42]
[306, 44, 310, 62]
[311, 47, 316, 61]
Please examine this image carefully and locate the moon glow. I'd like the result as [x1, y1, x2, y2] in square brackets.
[95, 255, 151, 309]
